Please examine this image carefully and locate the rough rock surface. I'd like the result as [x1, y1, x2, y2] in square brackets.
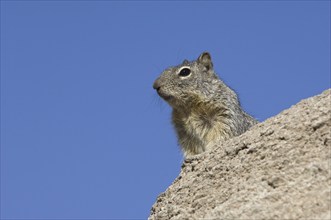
[149, 89, 331, 220]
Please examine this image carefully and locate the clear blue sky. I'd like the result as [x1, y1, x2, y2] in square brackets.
[1, 1, 330, 219]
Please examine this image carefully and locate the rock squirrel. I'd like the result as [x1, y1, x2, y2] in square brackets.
[153, 52, 258, 157]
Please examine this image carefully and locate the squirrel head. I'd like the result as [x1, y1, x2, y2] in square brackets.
[153, 52, 220, 109]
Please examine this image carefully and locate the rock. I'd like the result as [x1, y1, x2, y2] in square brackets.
[149, 89, 331, 220]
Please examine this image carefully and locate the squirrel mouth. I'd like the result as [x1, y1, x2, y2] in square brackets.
[156, 90, 173, 101]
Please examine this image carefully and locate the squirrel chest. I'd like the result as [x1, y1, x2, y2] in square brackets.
[172, 106, 230, 156]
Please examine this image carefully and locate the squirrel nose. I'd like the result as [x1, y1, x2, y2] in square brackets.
[153, 80, 161, 91]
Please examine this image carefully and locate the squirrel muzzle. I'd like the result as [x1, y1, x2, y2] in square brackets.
[153, 79, 173, 101]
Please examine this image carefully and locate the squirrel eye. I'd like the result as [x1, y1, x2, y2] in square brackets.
[179, 68, 191, 77]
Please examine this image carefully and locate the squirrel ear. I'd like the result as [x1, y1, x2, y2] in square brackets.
[197, 52, 213, 70]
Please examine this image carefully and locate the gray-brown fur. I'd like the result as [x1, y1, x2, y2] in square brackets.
[153, 52, 258, 157]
